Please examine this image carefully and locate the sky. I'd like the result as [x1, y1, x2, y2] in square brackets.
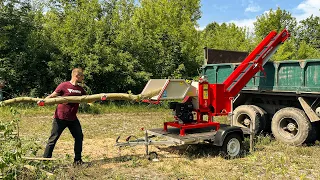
[198, 0, 320, 30]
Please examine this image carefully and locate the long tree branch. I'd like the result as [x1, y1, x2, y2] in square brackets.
[0, 89, 161, 106]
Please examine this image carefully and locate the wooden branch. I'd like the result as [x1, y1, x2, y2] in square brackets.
[1, 97, 42, 106]
[0, 89, 161, 106]
[22, 157, 57, 161]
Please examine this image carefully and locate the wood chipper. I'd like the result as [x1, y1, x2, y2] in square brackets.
[116, 29, 290, 158]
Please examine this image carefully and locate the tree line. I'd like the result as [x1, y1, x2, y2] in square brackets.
[0, 0, 319, 99]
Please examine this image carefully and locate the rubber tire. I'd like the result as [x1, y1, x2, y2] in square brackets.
[305, 122, 318, 144]
[250, 105, 267, 132]
[271, 107, 311, 146]
[232, 105, 261, 133]
[147, 152, 158, 161]
[313, 121, 320, 141]
[220, 133, 243, 159]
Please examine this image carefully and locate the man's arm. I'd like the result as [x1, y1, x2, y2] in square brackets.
[37, 91, 60, 106]
[45, 91, 60, 99]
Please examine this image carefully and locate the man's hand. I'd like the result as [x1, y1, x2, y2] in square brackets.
[37, 100, 45, 106]
[101, 95, 107, 101]
[37, 91, 60, 106]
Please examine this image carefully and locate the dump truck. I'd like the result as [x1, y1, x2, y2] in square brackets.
[202, 53, 320, 146]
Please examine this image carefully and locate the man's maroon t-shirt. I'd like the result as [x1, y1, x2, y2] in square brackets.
[53, 82, 86, 121]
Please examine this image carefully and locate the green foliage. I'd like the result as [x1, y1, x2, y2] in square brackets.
[0, 0, 55, 98]
[0, 108, 58, 179]
[201, 22, 254, 52]
[43, 0, 202, 93]
[1, 1, 320, 97]
[253, 7, 296, 61]
[254, 7, 297, 39]
[254, 7, 320, 60]
[272, 39, 296, 61]
[0, 108, 22, 179]
[298, 15, 320, 49]
[130, 0, 202, 80]
[296, 40, 320, 59]
[44, 0, 108, 90]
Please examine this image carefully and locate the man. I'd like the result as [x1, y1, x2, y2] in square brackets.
[42, 68, 86, 165]
[0, 80, 4, 101]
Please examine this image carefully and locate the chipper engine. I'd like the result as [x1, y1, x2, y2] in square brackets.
[116, 29, 290, 158]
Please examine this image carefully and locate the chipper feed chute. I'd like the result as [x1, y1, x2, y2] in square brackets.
[141, 79, 197, 102]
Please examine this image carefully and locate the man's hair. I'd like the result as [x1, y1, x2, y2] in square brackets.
[71, 68, 83, 77]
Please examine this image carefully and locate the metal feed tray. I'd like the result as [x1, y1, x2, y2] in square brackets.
[141, 79, 197, 101]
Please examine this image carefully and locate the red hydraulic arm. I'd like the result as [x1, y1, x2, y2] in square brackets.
[223, 29, 290, 97]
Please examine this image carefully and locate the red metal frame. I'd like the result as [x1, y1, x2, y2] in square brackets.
[141, 99, 161, 105]
[163, 29, 290, 136]
[164, 121, 220, 136]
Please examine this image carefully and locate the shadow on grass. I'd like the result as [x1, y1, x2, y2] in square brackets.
[54, 155, 145, 172]
[158, 144, 220, 159]
[73, 143, 251, 168]
[87, 154, 147, 166]
[155, 142, 252, 160]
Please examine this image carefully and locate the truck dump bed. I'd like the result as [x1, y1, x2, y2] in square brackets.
[202, 59, 320, 94]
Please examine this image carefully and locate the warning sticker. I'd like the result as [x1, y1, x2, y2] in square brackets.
[203, 91, 208, 99]
[203, 84, 208, 99]
[162, 90, 167, 97]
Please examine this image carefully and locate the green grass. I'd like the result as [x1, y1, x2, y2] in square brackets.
[1, 104, 320, 179]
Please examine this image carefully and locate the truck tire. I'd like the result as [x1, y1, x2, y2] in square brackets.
[232, 105, 261, 133]
[250, 105, 267, 132]
[271, 107, 311, 146]
[305, 122, 318, 144]
[220, 133, 243, 159]
[313, 121, 320, 141]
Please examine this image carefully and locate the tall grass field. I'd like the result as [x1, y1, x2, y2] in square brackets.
[1, 103, 320, 179]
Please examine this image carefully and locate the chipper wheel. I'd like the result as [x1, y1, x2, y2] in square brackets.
[220, 133, 243, 159]
[147, 152, 159, 161]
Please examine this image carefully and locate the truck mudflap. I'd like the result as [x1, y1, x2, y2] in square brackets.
[213, 126, 244, 146]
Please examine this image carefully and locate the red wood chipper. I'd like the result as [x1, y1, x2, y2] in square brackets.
[116, 29, 290, 158]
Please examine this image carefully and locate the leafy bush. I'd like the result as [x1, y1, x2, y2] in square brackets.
[0, 108, 58, 179]
[0, 108, 22, 179]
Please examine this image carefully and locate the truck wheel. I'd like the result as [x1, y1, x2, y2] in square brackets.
[271, 107, 311, 145]
[313, 121, 320, 141]
[250, 105, 267, 132]
[220, 133, 243, 159]
[305, 122, 318, 144]
[232, 105, 261, 133]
